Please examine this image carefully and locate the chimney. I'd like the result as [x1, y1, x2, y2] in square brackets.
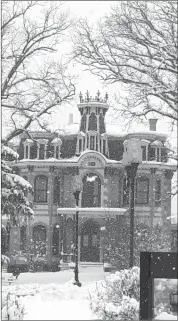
[149, 119, 158, 131]
[68, 113, 73, 125]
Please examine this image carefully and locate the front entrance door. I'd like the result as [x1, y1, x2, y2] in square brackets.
[81, 220, 100, 262]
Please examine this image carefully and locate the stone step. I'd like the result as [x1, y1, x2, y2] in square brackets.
[79, 262, 103, 267]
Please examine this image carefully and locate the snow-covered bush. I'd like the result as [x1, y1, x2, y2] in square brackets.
[90, 267, 177, 320]
[89, 267, 140, 320]
[2, 284, 39, 320]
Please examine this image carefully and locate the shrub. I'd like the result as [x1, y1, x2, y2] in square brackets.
[89, 267, 140, 320]
[89, 267, 177, 320]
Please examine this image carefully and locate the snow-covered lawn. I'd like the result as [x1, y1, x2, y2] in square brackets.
[2, 267, 177, 320]
[2, 266, 107, 320]
[14, 265, 107, 284]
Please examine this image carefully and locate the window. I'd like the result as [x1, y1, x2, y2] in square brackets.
[25, 146, 28, 159]
[103, 140, 106, 154]
[39, 144, 45, 159]
[82, 174, 101, 207]
[136, 177, 149, 204]
[149, 147, 156, 161]
[53, 177, 60, 204]
[56, 145, 59, 159]
[90, 136, 95, 150]
[52, 225, 59, 255]
[20, 226, 27, 253]
[34, 175, 48, 202]
[141, 146, 146, 161]
[32, 225, 46, 255]
[155, 179, 161, 205]
[123, 177, 129, 205]
[92, 234, 97, 247]
[79, 139, 82, 153]
[83, 235, 89, 246]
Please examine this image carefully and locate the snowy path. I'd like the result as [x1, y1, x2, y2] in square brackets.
[13, 267, 105, 320]
[23, 281, 96, 320]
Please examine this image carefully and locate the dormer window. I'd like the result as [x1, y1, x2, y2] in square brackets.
[37, 139, 48, 160]
[23, 139, 33, 159]
[79, 139, 82, 153]
[141, 146, 146, 161]
[149, 140, 163, 162]
[141, 139, 150, 161]
[76, 131, 85, 154]
[87, 131, 97, 151]
[39, 144, 45, 160]
[51, 137, 62, 159]
[100, 133, 108, 156]
[90, 136, 95, 150]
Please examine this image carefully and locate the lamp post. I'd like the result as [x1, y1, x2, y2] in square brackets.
[72, 176, 83, 287]
[122, 138, 142, 268]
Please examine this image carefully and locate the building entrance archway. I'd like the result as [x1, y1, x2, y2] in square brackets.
[81, 220, 100, 262]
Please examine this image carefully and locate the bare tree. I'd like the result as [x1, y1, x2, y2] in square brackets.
[2, 1, 76, 143]
[72, 1, 177, 126]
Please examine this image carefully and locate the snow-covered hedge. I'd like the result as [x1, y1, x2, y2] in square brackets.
[89, 267, 177, 320]
[90, 267, 140, 320]
[2, 284, 39, 320]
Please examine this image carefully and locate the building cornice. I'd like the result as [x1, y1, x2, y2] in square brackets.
[13, 158, 177, 172]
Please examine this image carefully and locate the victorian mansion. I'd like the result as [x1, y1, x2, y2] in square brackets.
[6, 92, 177, 269]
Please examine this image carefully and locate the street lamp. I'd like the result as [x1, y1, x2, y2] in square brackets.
[122, 138, 142, 268]
[72, 176, 83, 287]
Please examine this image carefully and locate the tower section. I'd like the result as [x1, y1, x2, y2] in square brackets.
[76, 91, 109, 156]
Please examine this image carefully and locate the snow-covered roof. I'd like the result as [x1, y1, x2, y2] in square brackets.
[24, 139, 33, 144]
[61, 122, 167, 140]
[150, 140, 163, 147]
[51, 137, 62, 145]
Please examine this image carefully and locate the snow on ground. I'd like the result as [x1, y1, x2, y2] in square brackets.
[23, 280, 98, 320]
[3, 266, 107, 320]
[14, 266, 107, 285]
[155, 312, 178, 320]
[3, 267, 177, 320]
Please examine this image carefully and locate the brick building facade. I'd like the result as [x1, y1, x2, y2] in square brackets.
[6, 92, 177, 269]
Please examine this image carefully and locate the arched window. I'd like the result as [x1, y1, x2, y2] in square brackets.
[32, 225, 46, 255]
[34, 176, 48, 203]
[136, 177, 149, 204]
[52, 225, 59, 255]
[53, 177, 60, 204]
[82, 174, 101, 207]
[20, 226, 27, 253]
